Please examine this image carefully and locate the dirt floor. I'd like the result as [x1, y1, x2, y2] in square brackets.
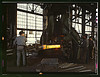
[6, 50, 96, 73]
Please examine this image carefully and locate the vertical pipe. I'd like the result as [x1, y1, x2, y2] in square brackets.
[89, 13, 91, 36]
[35, 13, 36, 44]
[15, 3, 17, 37]
[68, 5, 71, 33]
[82, 7, 85, 35]
[92, 10, 96, 38]
[70, 6, 72, 29]
[74, 4, 76, 28]
[26, 3, 28, 42]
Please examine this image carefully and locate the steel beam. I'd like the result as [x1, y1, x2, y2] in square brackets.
[91, 11, 96, 38]
[82, 7, 85, 35]
[17, 28, 43, 31]
[17, 9, 43, 16]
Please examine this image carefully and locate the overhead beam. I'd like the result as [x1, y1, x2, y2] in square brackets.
[17, 9, 43, 16]
[72, 22, 82, 24]
[17, 28, 43, 31]
[77, 3, 97, 13]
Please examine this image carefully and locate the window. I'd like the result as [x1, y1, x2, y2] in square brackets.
[17, 11, 26, 28]
[85, 26, 92, 35]
[72, 8, 82, 35]
[72, 6, 93, 37]
[72, 23, 82, 34]
[17, 3, 43, 45]
[85, 26, 92, 32]
[34, 4, 43, 14]
[17, 3, 27, 10]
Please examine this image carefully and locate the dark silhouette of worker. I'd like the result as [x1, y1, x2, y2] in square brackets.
[13, 31, 27, 67]
[88, 36, 94, 60]
[80, 34, 88, 64]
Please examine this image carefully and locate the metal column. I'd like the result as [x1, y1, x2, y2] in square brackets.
[82, 7, 85, 35]
[92, 10, 96, 38]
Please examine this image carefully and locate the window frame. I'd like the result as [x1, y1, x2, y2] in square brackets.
[17, 3, 43, 45]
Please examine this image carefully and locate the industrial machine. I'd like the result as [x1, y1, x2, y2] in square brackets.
[40, 3, 80, 61]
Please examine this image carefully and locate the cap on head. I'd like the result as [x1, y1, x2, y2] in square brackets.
[19, 31, 25, 35]
[82, 34, 87, 38]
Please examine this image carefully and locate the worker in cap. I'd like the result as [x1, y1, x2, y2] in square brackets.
[80, 34, 88, 64]
[13, 30, 27, 67]
[88, 36, 94, 60]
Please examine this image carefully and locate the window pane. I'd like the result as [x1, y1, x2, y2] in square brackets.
[75, 24, 82, 33]
[17, 11, 26, 28]
[17, 3, 27, 10]
[78, 18, 82, 23]
[36, 27, 43, 30]
[72, 23, 82, 34]
[17, 3, 43, 45]
[17, 30, 21, 36]
[17, 3, 43, 14]
[28, 13, 35, 29]
[28, 4, 32, 12]
[72, 10, 75, 15]
[34, 4, 43, 14]
[26, 38, 35, 44]
[27, 31, 35, 38]
[36, 31, 42, 37]
[85, 32, 91, 35]
[36, 38, 41, 44]
[85, 26, 92, 31]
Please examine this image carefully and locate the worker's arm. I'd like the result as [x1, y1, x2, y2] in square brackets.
[13, 37, 17, 47]
[25, 37, 27, 42]
[81, 40, 86, 48]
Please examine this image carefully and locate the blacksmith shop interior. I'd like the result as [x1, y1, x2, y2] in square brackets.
[2, 3, 98, 73]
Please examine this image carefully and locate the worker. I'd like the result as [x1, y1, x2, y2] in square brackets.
[13, 31, 27, 67]
[88, 36, 94, 60]
[80, 34, 88, 64]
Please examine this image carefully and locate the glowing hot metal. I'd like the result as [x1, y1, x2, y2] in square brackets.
[42, 45, 61, 50]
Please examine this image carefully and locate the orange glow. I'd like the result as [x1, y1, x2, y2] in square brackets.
[39, 72, 43, 75]
[2, 37, 4, 40]
[55, 48, 59, 50]
[60, 35, 64, 37]
[42, 45, 61, 50]
[61, 40, 63, 42]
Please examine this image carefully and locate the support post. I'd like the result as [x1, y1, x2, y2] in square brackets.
[82, 7, 85, 35]
[92, 10, 96, 38]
